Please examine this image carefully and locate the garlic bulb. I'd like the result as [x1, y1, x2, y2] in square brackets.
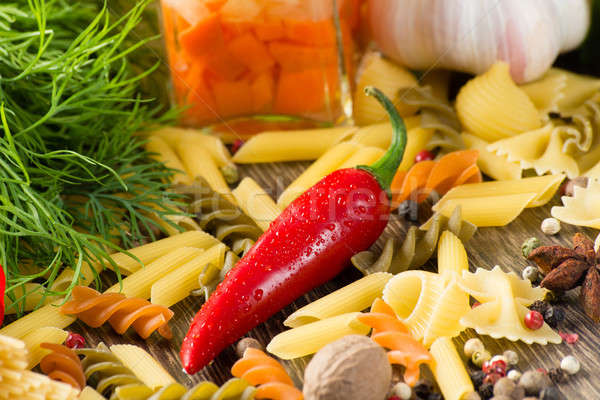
[369, 0, 591, 83]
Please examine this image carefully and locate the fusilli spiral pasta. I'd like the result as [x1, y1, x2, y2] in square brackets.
[39, 343, 86, 390]
[145, 379, 256, 400]
[231, 348, 303, 400]
[60, 286, 174, 339]
[352, 206, 476, 275]
[357, 299, 432, 386]
[77, 343, 149, 398]
[0, 334, 79, 400]
[173, 177, 262, 256]
[191, 250, 240, 302]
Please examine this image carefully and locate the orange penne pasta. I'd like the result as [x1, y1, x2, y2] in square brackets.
[357, 299, 432, 386]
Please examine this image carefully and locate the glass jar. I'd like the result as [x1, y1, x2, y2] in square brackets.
[160, 0, 359, 134]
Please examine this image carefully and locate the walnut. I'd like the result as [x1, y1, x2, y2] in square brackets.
[303, 335, 392, 400]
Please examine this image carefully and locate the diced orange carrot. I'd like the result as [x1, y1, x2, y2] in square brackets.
[283, 19, 336, 46]
[220, 0, 263, 20]
[338, 0, 361, 30]
[274, 67, 338, 115]
[253, 19, 286, 41]
[204, 48, 247, 80]
[268, 41, 337, 71]
[251, 72, 275, 113]
[228, 33, 275, 73]
[179, 13, 224, 58]
[182, 65, 218, 124]
[205, 0, 226, 12]
[212, 78, 254, 117]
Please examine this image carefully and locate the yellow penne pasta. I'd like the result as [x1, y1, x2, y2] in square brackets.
[429, 337, 474, 400]
[353, 52, 419, 126]
[284, 272, 392, 328]
[349, 116, 422, 148]
[437, 231, 469, 278]
[461, 133, 522, 180]
[456, 62, 541, 142]
[4, 283, 45, 315]
[21, 327, 69, 369]
[278, 142, 360, 208]
[152, 214, 202, 237]
[144, 135, 191, 185]
[266, 313, 370, 359]
[78, 387, 106, 400]
[150, 243, 226, 307]
[151, 126, 234, 168]
[433, 175, 564, 210]
[337, 146, 384, 169]
[0, 305, 75, 340]
[105, 246, 204, 299]
[110, 344, 176, 390]
[176, 140, 235, 204]
[232, 177, 281, 232]
[432, 193, 537, 227]
[232, 126, 357, 163]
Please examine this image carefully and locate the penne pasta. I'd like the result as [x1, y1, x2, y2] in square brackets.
[278, 142, 360, 208]
[21, 327, 69, 369]
[78, 387, 105, 400]
[4, 283, 45, 315]
[0, 304, 76, 340]
[437, 231, 469, 278]
[153, 214, 202, 237]
[176, 140, 235, 204]
[433, 175, 565, 210]
[150, 243, 227, 307]
[283, 272, 392, 328]
[110, 344, 176, 390]
[144, 135, 191, 185]
[266, 313, 370, 359]
[349, 116, 422, 149]
[232, 177, 281, 232]
[461, 133, 522, 181]
[105, 246, 204, 299]
[232, 126, 357, 163]
[429, 337, 474, 400]
[337, 146, 385, 169]
[456, 62, 541, 142]
[432, 193, 537, 227]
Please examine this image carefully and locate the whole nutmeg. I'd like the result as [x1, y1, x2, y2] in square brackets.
[235, 337, 263, 358]
[303, 335, 392, 400]
[519, 370, 551, 396]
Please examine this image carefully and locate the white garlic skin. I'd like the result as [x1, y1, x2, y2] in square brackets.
[368, 0, 591, 83]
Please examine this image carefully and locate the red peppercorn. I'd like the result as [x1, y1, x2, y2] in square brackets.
[482, 360, 493, 374]
[472, 301, 481, 309]
[414, 149, 434, 163]
[388, 397, 401, 400]
[483, 372, 502, 385]
[65, 332, 85, 349]
[491, 359, 507, 371]
[231, 139, 245, 155]
[524, 310, 544, 330]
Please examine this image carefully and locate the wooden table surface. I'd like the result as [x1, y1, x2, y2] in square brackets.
[73, 162, 598, 399]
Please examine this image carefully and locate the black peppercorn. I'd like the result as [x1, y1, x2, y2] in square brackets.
[470, 370, 486, 389]
[529, 300, 551, 315]
[548, 367, 566, 384]
[398, 200, 419, 222]
[478, 382, 494, 400]
[540, 386, 564, 400]
[544, 306, 565, 328]
[427, 393, 443, 400]
[414, 379, 433, 398]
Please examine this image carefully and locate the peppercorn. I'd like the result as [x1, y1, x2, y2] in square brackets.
[427, 393, 443, 400]
[65, 332, 85, 349]
[539, 386, 564, 400]
[415, 149, 435, 163]
[464, 338, 485, 358]
[484, 373, 502, 385]
[543, 290, 563, 304]
[391, 382, 412, 400]
[529, 300, 551, 315]
[560, 355, 580, 375]
[519, 370, 552, 396]
[493, 377, 516, 396]
[524, 310, 544, 330]
[414, 379, 433, 398]
[541, 218, 561, 235]
[235, 337, 263, 358]
[464, 392, 482, 400]
[511, 385, 526, 400]
[470, 370, 486, 389]
[398, 200, 419, 222]
[503, 350, 519, 366]
[490, 396, 512, 400]
[506, 369, 522, 381]
[522, 266, 538, 283]
[478, 382, 494, 400]
[543, 306, 565, 328]
[522, 237, 541, 258]
[548, 367, 566, 384]
[472, 349, 492, 368]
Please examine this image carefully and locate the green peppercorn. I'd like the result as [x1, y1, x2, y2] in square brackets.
[472, 349, 492, 368]
[522, 237, 541, 258]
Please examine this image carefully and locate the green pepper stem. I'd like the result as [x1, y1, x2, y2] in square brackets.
[357, 86, 407, 197]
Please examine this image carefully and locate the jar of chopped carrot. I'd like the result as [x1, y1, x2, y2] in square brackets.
[160, 0, 359, 134]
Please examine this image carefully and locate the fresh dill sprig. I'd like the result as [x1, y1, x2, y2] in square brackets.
[0, 0, 181, 314]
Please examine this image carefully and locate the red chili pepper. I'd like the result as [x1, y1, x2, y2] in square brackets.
[180, 87, 408, 373]
[0, 265, 5, 325]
